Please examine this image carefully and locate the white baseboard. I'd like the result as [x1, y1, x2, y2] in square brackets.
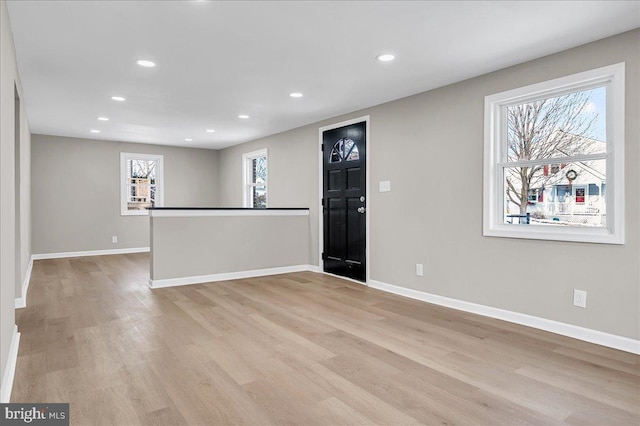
[32, 247, 150, 260]
[14, 256, 33, 309]
[0, 325, 20, 403]
[149, 264, 317, 289]
[369, 279, 640, 355]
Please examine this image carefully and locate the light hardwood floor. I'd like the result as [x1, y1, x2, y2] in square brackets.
[12, 253, 640, 425]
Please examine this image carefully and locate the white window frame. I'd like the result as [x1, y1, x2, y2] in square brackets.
[242, 148, 268, 208]
[120, 152, 164, 216]
[483, 63, 625, 244]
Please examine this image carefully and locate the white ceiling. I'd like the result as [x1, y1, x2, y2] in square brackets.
[7, 1, 640, 150]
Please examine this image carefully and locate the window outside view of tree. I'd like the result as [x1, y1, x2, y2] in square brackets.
[484, 63, 624, 244]
[127, 159, 158, 210]
[243, 149, 267, 208]
[251, 156, 267, 208]
[120, 153, 163, 215]
[504, 87, 607, 227]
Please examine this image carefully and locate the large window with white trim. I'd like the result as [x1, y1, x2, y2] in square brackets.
[120, 153, 164, 215]
[483, 63, 625, 244]
[243, 149, 267, 208]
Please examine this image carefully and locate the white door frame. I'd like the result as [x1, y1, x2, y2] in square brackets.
[318, 115, 371, 285]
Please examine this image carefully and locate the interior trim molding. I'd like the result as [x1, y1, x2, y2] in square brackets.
[149, 264, 317, 289]
[0, 325, 20, 403]
[14, 255, 33, 309]
[369, 279, 640, 355]
[32, 247, 150, 260]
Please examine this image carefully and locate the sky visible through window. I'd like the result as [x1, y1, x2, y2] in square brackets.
[587, 86, 606, 142]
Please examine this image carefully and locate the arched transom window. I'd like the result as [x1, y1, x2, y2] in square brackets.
[330, 138, 360, 163]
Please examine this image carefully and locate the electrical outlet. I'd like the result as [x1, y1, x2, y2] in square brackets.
[573, 289, 587, 308]
[416, 263, 423, 277]
[112, 236, 118, 244]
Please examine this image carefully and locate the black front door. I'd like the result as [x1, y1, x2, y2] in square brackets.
[322, 121, 366, 282]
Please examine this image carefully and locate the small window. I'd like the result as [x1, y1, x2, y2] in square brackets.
[243, 149, 267, 208]
[329, 138, 359, 163]
[120, 153, 164, 216]
[484, 63, 625, 244]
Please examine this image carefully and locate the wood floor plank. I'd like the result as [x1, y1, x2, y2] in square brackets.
[265, 344, 423, 425]
[11, 352, 47, 402]
[320, 354, 459, 425]
[143, 406, 188, 426]
[515, 365, 638, 413]
[313, 396, 377, 426]
[10, 254, 640, 425]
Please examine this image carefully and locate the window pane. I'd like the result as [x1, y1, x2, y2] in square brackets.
[126, 184, 155, 210]
[330, 147, 341, 163]
[503, 159, 606, 227]
[252, 156, 267, 185]
[506, 86, 606, 162]
[253, 186, 267, 208]
[150, 186, 157, 205]
[346, 143, 359, 161]
[129, 159, 157, 182]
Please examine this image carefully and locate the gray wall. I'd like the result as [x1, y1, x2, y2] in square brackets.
[1, 0, 31, 396]
[151, 214, 310, 281]
[218, 30, 640, 340]
[31, 135, 219, 254]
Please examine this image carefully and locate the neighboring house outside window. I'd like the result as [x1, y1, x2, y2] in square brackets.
[243, 149, 267, 208]
[120, 152, 164, 215]
[483, 63, 624, 244]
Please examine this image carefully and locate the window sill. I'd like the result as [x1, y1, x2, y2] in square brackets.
[483, 224, 623, 245]
[121, 210, 150, 217]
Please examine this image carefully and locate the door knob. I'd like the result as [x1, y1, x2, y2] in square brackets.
[357, 207, 365, 213]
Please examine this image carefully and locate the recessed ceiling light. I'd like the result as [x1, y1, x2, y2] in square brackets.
[111, 96, 126, 102]
[137, 60, 156, 68]
[185, 138, 193, 142]
[289, 92, 303, 98]
[238, 114, 250, 119]
[206, 129, 215, 133]
[97, 117, 109, 121]
[376, 54, 396, 62]
[90, 129, 101, 133]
